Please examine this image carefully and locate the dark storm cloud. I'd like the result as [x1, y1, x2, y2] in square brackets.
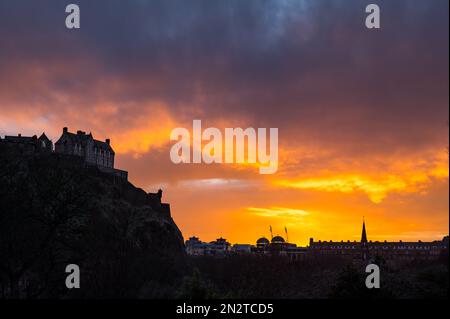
[0, 0, 448, 154]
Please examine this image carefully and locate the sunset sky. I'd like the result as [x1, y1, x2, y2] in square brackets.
[0, 0, 448, 246]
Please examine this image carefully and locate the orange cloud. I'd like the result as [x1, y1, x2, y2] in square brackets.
[112, 112, 177, 155]
[274, 151, 449, 203]
[247, 206, 310, 219]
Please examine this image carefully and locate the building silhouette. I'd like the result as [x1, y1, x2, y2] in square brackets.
[2, 133, 53, 153]
[55, 127, 115, 169]
[186, 220, 449, 262]
[309, 219, 448, 261]
[361, 217, 368, 243]
[1, 127, 128, 180]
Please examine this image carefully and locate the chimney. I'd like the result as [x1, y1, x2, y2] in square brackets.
[18, 133, 21, 137]
[63, 127, 68, 133]
[77, 130, 85, 135]
[105, 138, 110, 145]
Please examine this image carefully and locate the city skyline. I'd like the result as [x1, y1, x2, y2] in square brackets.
[185, 219, 449, 247]
[0, 0, 448, 246]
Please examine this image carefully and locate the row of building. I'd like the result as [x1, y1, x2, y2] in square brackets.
[185, 221, 449, 262]
[186, 235, 307, 259]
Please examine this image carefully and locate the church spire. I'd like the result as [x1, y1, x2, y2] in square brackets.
[361, 217, 368, 243]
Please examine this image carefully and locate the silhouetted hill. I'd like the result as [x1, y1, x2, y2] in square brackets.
[0, 142, 186, 298]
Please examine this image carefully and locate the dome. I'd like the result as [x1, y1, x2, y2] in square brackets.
[271, 236, 285, 243]
[256, 237, 270, 246]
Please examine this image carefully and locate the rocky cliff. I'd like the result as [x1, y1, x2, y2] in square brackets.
[0, 142, 186, 298]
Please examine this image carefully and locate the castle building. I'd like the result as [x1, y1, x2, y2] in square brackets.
[2, 133, 53, 153]
[55, 127, 115, 168]
[1, 127, 128, 180]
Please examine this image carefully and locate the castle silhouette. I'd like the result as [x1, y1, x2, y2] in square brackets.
[1, 127, 127, 179]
